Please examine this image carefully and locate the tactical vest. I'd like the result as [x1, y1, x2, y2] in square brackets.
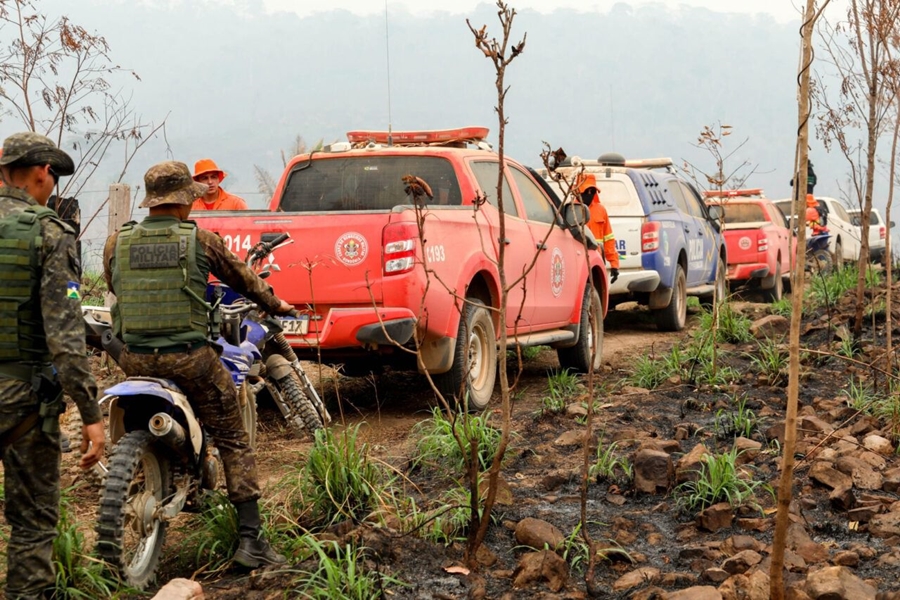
[0, 204, 59, 363]
[112, 219, 212, 348]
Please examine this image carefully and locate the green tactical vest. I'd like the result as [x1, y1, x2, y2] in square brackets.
[112, 218, 212, 348]
[0, 204, 59, 363]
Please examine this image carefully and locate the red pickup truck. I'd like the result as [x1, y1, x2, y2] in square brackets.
[192, 128, 608, 409]
[704, 189, 793, 302]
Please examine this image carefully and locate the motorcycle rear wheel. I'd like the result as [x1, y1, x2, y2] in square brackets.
[96, 431, 171, 590]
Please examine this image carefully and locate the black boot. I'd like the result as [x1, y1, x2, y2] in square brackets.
[233, 500, 287, 568]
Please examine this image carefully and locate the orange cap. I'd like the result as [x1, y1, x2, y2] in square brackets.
[805, 193, 817, 208]
[193, 158, 226, 182]
[576, 173, 598, 194]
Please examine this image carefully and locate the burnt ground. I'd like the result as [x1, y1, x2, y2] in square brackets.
[5, 286, 900, 599]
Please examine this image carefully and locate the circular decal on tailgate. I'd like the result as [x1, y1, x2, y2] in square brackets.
[550, 247, 565, 297]
[335, 232, 369, 266]
[738, 236, 751, 250]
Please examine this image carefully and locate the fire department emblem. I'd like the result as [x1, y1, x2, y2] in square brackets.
[335, 232, 368, 266]
[550, 248, 565, 298]
[738, 236, 751, 250]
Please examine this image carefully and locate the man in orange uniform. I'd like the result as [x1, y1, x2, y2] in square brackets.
[577, 173, 619, 283]
[191, 158, 249, 211]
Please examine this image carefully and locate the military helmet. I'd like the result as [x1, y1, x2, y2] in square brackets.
[0, 132, 75, 176]
[139, 161, 209, 208]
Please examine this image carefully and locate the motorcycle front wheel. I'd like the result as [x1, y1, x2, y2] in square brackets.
[96, 431, 171, 590]
[274, 373, 324, 434]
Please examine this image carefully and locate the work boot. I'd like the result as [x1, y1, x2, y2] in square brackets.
[233, 500, 287, 568]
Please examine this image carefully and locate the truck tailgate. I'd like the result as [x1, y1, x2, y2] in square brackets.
[192, 210, 386, 305]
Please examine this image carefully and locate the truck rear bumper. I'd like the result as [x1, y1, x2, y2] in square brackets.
[609, 270, 661, 295]
[286, 307, 417, 349]
[728, 263, 769, 281]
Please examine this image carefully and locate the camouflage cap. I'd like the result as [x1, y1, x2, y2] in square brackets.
[0, 132, 75, 176]
[139, 161, 209, 208]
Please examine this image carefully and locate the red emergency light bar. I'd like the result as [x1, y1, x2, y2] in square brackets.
[346, 127, 490, 146]
[703, 188, 764, 198]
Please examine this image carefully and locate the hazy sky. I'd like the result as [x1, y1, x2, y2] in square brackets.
[263, 0, 806, 23]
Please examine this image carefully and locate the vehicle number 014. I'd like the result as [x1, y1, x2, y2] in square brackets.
[223, 234, 253, 254]
[425, 244, 446, 263]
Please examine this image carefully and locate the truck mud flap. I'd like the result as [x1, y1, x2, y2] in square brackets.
[356, 318, 416, 346]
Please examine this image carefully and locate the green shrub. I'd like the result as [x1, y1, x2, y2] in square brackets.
[699, 303, 753, 344]
[541, 369, 581, 414]
[715, 396, 760, 439]
[53, 486, 125, 599]
[769, 297, 793, 318]
[412, 407, 503, 474]
[627, 354, 674, 389]
[675, 446, 768, 513]
[303, 425, 391, 526]
[748, 337, 788, 385]
[178, 491, 240, 571]
[589, 439, 633, 485]
[292, 538, 405, 599]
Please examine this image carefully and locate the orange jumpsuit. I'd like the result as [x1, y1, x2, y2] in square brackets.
[586, 191, 620, 269]
[191, 188, 248, 211]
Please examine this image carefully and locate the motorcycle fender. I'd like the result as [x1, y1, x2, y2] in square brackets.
[265, 354, 293, 381]
[107, 398, 126, 446]
[170, 392, 204, 459]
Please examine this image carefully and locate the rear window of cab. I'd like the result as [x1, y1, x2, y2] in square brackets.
[717, 202, 767, 223]
[279, 156, 463, 211]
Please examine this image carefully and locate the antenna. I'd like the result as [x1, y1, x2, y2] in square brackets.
[384, 0, 393, 146]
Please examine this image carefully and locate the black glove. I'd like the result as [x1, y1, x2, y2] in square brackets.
[610, 268, 619, 284]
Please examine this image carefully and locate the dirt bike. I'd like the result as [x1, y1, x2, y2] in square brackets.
[208, 232, 331, 437]
[806, 230, 833, 275]
[83, 308, 235, 589]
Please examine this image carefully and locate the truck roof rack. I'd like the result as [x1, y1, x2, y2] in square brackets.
[703, 188, 765, 198]
[346, 127, 491, 149]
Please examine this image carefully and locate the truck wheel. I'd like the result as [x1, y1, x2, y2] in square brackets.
[654, 265, 687, 332]
[833, 239, 843, 269]
[761, 261, 783, 302]
[435, 299, 497, 411]
[557, 284, 603, 373]
[700, 259, 726, 308]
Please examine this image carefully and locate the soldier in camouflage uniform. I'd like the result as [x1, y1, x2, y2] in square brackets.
[102, 161, 292, 568]
[0, 132, 106, 599]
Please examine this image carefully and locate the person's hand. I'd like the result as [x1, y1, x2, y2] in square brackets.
[80, 422, 106, 470]
[609, 268, 619, 284]
[277, 299, 295, 315]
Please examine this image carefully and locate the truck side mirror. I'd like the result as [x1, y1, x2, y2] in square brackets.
[707, 205, 723, 221]
[563, 202, 590, 227]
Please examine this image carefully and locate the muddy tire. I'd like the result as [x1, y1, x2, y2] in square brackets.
[558, 284, 603, 373]
[833, 239, 843, 269]
[761, 260, 783, 303]
[809, 249, 833, 275]
[435, 299, 497, 411]
[700, 258, 726, 308]
[654, 265, 687, 332]
[274, 373, 324, 434]
[96, 431, 171, 590]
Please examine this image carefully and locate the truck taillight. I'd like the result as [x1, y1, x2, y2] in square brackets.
[641, 222, 660, 252]
[383, 223, 418, 275]
[881, 226, 886, 240]
[758, 236, 768, 252]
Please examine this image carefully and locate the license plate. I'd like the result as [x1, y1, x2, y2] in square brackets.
[279, 315, 309, 335]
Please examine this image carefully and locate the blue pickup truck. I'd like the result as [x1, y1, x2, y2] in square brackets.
[543, 153, 727, 331]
